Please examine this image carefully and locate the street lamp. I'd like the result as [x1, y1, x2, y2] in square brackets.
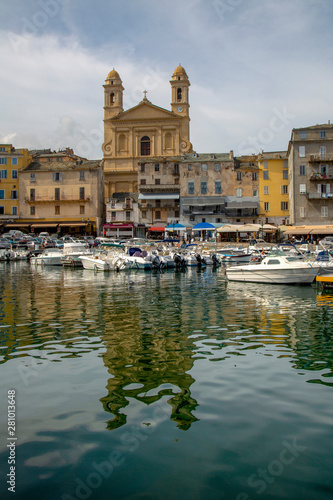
[82, 218, 90, 237]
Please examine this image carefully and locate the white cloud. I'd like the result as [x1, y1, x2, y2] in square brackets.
[1, 0, 333, 159]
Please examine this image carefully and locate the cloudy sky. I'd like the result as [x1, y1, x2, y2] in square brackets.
[1, 0, 333, 159]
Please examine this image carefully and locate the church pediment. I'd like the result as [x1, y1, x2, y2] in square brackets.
[111, 100, 177, 122]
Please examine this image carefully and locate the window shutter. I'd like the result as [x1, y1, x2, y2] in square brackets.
[326, 184, 330, 194]
[317, 184, 322, 194]
[60, 173, 63, 181]
[52, 173, 56, 181]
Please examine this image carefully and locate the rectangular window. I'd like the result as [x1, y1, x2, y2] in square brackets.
[55, 188, 60, 200]
[320, 164, 327, 174]
[237, 171, 242, 181]
[12, 206, 18, 216]
[202, 164, 207, 171]
[11, 190, 17, 199]
[281, 202, 288, 211]
[174, 163, 179, 175]
[79, 171, 85, 181]
[201, 181, 207, 194]
[263, 161, 268, 169]
[155, 200, 161, 208]
[236, 188, 242, 197]
[299, 165, 306, 176]
[299, 146, 305, 157]
[126, 211, 131, 221]
[283, 160, 288, 169]
[154, 163, 160, 172]
[321, 206, 328, 218]
[111, 212, 116, 220]
[214, 163, 220, 171]
[252, 172, 257, 181]
[300, 207, 306, 218]
[300, 131, 307, 139]
[140, 179, 146, 185]
[188, 182, 194, 194]
[0, 189, 4, 199]
[0, 158, 7, 165]
[30, 173, 36, 182]
[215, 181, 221, 194]
[11, 170, 18, 179]
[11, 157, 18, 165]
[320, 131, 326, 138]
[155, 178, 160, 185]
[283, 170, 288, 179]
[281, 185, 288, 194]
[264, 202, 269, 211]
[30, 188, 35, 201]
[55, 206, 60, 215]
[79, 187, 85, 200]
[253, 189, 257, 197]
[80, 205, 85, 214]
[299, 184, 306, 194]
[0, 206, 4, 215]
[53, 172, 62, 181]
[263, 170, 269, 180]
[320, 146, 326, 157]
[142, 210, 147, 218]
[141, 164, 145, 173]
[30, 206, 35, 215]
[0, 147, 5, 152]
[0, 169, 7, 178]
[188, 164, 192, 170]
[155, 210, 161, 220]
[264, 186, 269, 195]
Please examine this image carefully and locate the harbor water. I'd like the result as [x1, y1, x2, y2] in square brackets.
[0, 261, 333, 500]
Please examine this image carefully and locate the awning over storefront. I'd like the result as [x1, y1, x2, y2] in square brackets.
[138, 193, 179, 200]
[182, 197, 225, 206]
[225, 201, 259, 209]
[58, 223, 86, 227]
[148, 224, 166, 232]
[31, 223, 59, 228]
[103, 223, 133, 229]
[3, 223, 31, 228]
[281, 225, 333, 235]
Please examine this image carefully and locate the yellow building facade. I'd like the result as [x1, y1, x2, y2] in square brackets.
[257, 151, 289, 225]
[102, 65, 193, 201]
[0, 144, 32, 229]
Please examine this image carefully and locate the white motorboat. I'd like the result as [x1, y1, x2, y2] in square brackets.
[226, 250, 317, 285]
[30, 248, 63, 266]
[61, 242, 92, 267]
[79, 244, 130, 271]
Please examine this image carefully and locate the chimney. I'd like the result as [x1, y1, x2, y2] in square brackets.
[229, 150, 234, 159]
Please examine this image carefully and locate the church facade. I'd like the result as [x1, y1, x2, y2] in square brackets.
[102, 65, 193, 201]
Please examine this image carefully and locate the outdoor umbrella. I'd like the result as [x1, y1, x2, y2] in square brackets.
[192, 222, 216, 231]
[165, 223, 186, 231]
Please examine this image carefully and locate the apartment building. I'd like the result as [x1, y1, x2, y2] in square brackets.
[0, 144, 32, 231]
[257, 151, 289, 225]
[180, 152, 259, 225]
[19, 158, 104, 236]
[288, 122, 333, 225]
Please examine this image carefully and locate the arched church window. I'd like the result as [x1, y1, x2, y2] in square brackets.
[177, 88, 182, 101]
[110, 93, 115, 104]
[141, 136, 150, 156]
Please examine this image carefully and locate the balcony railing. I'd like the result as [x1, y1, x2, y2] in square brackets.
[308, 155, 333, 162]
[139, 184, 180, 193]
[307, 192, 333, 199]
[309, 173, 333, 181]
[25, 196, 91, 204]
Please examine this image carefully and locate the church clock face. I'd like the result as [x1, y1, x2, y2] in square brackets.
[177, 106, 183, 112]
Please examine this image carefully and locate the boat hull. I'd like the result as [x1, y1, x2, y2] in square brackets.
[226, 267, 316, 285]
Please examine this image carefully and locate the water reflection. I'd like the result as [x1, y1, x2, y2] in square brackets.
[1, 262, 333, 428]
